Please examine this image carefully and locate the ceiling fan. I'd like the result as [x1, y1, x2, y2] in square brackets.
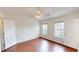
[35, 7, 43, 18]
[35, 7, 50, 19]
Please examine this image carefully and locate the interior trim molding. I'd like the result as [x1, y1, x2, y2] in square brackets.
[2, 37, 40, 52]
[39, 37, 78, 52]
[2, 37, 78, 52]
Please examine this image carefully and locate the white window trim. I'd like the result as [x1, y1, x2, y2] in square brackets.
[42, 23, 48, 35]
[54, 22, 64, 39]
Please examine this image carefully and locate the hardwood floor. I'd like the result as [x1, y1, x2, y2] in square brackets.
[4, 38, 77, 52]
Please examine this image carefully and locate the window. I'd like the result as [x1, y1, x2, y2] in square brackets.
[42, 24, 48, 35]
[54, 22, 64, 38]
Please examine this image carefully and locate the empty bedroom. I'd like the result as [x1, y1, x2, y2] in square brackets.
[0, 7, 79, 52]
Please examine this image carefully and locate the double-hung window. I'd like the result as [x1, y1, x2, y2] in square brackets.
[42, 24, 48, 35]
[54, 22, 64, 38]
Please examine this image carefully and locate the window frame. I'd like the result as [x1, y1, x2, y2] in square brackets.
[54, 21, 64, 38]
[41, 23, 48, 35]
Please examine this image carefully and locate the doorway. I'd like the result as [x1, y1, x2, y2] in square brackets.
[0, 18, 5, 51]
[0, 18, 16, 51]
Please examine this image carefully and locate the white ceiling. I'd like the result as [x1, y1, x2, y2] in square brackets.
[0, 7, 79, 20]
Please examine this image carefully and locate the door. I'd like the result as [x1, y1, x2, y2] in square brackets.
[4, 19, 16, 49]
[0, 18, 5, 51]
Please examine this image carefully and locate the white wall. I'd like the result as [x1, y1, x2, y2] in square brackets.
[40, 11, 79, 50]
[0, 11, 40, 50]
[15, 16, 40, 43]
[0, 15, 39, 51]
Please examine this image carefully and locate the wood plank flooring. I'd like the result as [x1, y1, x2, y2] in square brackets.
[4, 38, 77, 52]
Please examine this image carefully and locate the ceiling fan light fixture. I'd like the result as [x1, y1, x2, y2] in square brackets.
[35, 14, 42, 18]
[35, 7, 43, 19]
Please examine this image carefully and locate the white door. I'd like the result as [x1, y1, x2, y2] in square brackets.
[4, 19, 16, 49]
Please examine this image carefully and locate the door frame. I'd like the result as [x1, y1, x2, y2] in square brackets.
[0, 17, 5, 51]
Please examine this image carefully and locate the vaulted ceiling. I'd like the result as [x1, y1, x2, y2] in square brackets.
[0, 7, 79, 20]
